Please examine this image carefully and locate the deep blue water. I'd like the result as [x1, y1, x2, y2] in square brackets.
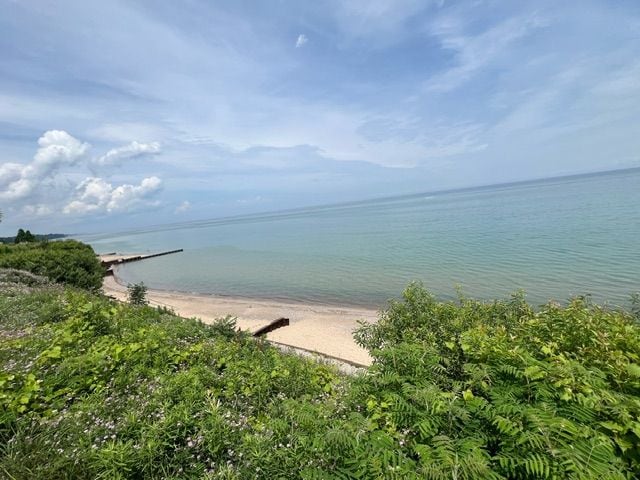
[79, 169, 640, 308]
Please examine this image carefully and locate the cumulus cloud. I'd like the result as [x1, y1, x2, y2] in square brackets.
[0, 163, 25, 185]
[295, 34, 308, 48]
[94, 141, 161, 166]
[1, 130, 165, 223]
[63, 176, 162, 215]
[0, 130, 89, 200]
[34, 130, 89, 171]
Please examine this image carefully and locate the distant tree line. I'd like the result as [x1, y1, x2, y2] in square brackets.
[0, 230, 67, 244]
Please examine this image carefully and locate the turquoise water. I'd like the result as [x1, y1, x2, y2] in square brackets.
[79, 169, 640, 308]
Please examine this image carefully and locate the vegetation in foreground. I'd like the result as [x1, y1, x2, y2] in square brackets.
[0, 240, 103, 291]
[0, 268, 639, 478]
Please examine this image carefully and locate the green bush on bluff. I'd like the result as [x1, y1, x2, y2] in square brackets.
[0, 240, 103, 291]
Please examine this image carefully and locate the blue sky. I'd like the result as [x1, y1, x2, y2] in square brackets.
[1, 0, 639, 234]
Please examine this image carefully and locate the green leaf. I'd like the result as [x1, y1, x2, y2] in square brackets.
[523, 365, 546, 380]
[44, 346, 62, 359]
[600, 421, 624, 433]
[625, 363, 640, 377]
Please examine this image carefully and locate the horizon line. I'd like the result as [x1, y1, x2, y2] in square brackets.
[71, 164, 640, 240]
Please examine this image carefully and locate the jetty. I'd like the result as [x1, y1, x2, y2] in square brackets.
[100, 249, 183, 275]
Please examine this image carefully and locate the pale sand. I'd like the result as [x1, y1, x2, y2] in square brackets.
[102, 270, 378, 366]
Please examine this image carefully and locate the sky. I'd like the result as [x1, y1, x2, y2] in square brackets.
[1, 0, 639, 234]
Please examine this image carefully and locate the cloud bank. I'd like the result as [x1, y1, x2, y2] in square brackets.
[64, 176, 162, 215]
[1, 130, 163, 221]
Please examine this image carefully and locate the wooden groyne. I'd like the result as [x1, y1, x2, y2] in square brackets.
[101, 249, 183, 272]
[252, 317, 290, 337]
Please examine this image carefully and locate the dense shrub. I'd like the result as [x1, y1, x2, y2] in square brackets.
[352, 282, 640, 479]
[0, 240, 103, 291]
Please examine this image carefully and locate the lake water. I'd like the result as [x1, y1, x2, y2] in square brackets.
[79, 169, 640, 309]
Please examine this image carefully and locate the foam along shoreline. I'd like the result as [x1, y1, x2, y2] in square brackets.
[102, 268, 377, 367]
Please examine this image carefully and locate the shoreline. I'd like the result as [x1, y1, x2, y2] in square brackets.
[103, 264, 378, 367]
[105, 256, 384, 311]
[112, 273, 382, 311]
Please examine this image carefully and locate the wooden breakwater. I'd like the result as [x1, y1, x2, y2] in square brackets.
[252, 317, 290, 337]
[101, 249, 183, 273]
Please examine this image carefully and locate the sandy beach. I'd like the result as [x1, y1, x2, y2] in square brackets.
[102, 263, 378, 367]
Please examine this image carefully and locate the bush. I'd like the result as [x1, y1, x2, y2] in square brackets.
[352, 282, 640, 478]
[0, 240, 104, 291]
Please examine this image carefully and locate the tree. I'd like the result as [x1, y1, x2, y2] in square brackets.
[15, 229, 36, 244]
[127, 282, 148, 306]
[14, 229, 25, 243]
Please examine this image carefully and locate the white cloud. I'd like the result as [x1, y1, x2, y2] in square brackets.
[1, 131, 166, 223]
[425, 13, 547, 92]
[174, 200, 191, 213]
[33, 130, 89, 170]
[63, 176, 162, 215]
[2, 178, 35, 201]
[94, 141, 161, 166]
[0, 163, 23, 185]
[22, 204, 53, 217]
[0, 130, 89, 200]
[295, 34, 308, 48]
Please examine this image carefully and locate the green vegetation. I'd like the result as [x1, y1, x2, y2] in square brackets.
[0, 240, 103, 291]
[1, 247, 640, 478]
[127, 281, 148, 306]
[353, 284, 640, 478]
[0, 273, 342, 479]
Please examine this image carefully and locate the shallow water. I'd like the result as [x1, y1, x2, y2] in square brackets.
[79, 169, 640, 308]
